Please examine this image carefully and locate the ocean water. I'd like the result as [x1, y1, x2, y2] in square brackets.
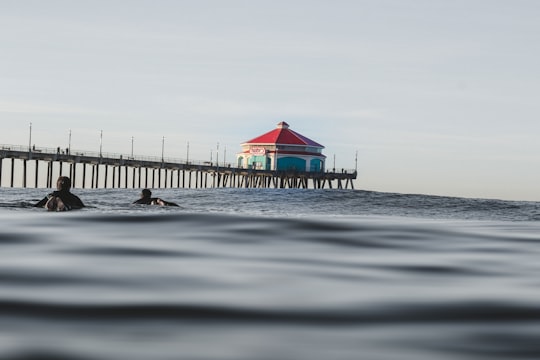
[1, 187, 540, 360]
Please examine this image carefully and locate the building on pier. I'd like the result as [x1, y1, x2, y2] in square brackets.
[236, 122, 326, 172]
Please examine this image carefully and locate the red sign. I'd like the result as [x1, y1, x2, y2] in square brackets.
[250, 147, 266, 155]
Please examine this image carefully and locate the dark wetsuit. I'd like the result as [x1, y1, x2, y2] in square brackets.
[35, 190, 85, 210]
[132, 197, 155, 205]
[133, 197, 178, 206]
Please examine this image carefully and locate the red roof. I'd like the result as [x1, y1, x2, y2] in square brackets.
[243, 122, 324, 148]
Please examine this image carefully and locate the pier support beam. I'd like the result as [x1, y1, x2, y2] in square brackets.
[46, 162, 51, 188]
[71, 163, 76, 188]
[111, 165, 114, 188]
[104, 165, 108, 188]
[34, 160, 39, 188]
[144, 168, 148, 188]
[82, 164, 87, 188]
[11, 158, 15, 187]
[91, 165, 95, 189]
[22, 160, 27, 188]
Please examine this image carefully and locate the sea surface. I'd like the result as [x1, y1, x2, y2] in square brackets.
[1, 187, 540, 360]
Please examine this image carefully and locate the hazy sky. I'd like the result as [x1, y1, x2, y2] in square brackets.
[1, 0, 539, 201]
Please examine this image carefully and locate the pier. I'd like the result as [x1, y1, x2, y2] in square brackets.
[0, 145, 357, 190]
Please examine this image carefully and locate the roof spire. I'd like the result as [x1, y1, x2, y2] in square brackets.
[277, 121, 289, 129]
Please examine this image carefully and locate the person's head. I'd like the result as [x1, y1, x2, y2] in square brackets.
[56, 176, 71, 191]
[141, 189, 152, 198]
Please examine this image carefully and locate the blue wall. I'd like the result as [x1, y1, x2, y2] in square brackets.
[249, 155, 270, 170]
[277, 157, 306, 171]
[310, 159, 323, 172]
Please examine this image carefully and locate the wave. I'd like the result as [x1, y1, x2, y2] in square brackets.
[2, 298, 540, 324]
[1, 187, 539, 221]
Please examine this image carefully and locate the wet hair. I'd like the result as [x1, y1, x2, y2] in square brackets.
[56, 176, 71, 191]
[141, 189, 152, 198]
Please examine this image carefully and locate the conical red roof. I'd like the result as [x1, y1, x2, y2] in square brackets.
[243, 122, 324, 148]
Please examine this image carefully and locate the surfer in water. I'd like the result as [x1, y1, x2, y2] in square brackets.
[133, 189, 179, 206]
[34, 176, 85, 211]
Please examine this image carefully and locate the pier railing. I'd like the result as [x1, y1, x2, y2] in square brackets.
[1, 144, 222, 168]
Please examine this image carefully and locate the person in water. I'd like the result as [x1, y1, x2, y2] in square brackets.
[34, 176, 85, 211]
[133, 189, 179, 206]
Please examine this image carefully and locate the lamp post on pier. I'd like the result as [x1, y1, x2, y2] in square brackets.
[216, 142, 219, 167]
[131, 136, 134, 158]
[28, 122, 32, 153]
[68, 129, 71, 155]
[161, 136, 165, 163]
[99, 130, 103, 157]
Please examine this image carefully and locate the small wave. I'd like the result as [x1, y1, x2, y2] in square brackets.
[59, 246, 200, 258]
[0, 351, 93, 360]
[0, 232, 41, 245]
[2, 299, 540, 325]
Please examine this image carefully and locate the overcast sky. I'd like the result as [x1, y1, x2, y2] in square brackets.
[1, 0, 539, 201]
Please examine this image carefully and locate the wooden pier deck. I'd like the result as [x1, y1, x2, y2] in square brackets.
[0, 145, 357, 190]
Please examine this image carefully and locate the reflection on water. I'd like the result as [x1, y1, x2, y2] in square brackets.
[1, 188, 540, 359]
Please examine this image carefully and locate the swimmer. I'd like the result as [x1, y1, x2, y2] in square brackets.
[133, 189, 179, 206]
[34, 176, 85, 211]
